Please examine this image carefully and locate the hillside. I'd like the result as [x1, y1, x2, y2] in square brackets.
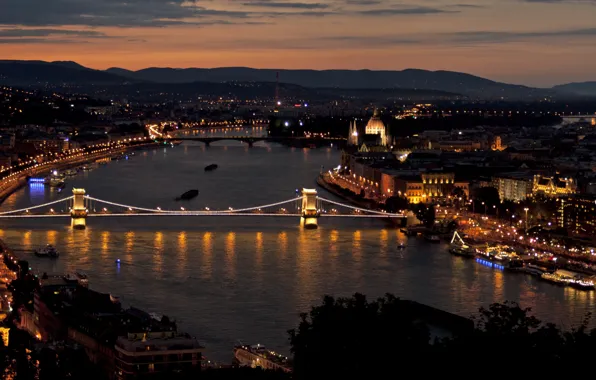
[106, 66, 549, 99]
[552, 82, 596, 97]
[0, 60, 132, 85]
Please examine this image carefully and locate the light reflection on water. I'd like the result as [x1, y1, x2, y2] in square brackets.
[0, 141, 594, 361]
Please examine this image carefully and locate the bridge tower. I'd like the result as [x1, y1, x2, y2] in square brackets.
[300, 188, 319, 229]
[70, 188, 88, 230]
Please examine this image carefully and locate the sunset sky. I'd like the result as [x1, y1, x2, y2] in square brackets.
[1, 0, 595, 86]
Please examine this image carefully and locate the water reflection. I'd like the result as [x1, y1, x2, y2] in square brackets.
[23, 230, 32, 251]
[255, 232, 263, 267]
[124, 231, 135, 260]
[101, 231, 110, 256]
[224, 232, 236, 279]
[278, 231, 288, 255]
[177, 232, 187, 272]
[154, 232, 163, 273]
[201, 232, 213, 279]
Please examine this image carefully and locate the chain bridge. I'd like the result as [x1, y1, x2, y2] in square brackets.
[0, 188, 405, 229]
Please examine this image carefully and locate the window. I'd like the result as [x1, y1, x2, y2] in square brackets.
[149, 363, 155, 372]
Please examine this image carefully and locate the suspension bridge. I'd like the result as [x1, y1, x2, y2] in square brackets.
[0, 188, 405, 229]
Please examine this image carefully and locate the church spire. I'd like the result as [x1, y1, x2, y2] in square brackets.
[348, 120, 359, 146]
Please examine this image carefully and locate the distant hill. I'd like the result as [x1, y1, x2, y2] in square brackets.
[1, 60, 592, 100]
[0, 60, 132, 85]
[105, 66, 549, 99]
[552, 82, 596, 97]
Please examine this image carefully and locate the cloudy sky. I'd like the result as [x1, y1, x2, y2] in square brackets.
[1, 0, 595, 86]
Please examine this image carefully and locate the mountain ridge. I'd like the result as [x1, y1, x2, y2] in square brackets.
[1, 60, 593, 99]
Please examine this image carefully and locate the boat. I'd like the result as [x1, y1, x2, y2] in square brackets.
[49, 177, 65, 187]
[397, 242, 407, 250]
[541, 272, 567, 286]
[205, 164, 218, 171]
[449, 245, 475, 258]
[82, 165, 92, 171]
[233, 344, 292, 373]
[569, 279, 595, 290]
[34, 244, 59, 258]
[175, 189, 199, 201]
[64, 168, 78, 176]
[523, 263, 550, 276]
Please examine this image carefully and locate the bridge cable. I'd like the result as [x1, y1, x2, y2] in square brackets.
[0, 196, 75, 215]
[316, 196, 403, 217]
[84, 196, 302, 215]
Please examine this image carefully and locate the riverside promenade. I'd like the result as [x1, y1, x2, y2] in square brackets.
[0, 140, 158, 204]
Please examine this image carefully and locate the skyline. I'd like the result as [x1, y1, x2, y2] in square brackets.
[1, 0, 596, 87]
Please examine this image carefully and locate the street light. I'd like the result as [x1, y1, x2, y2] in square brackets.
[524, 207, 529, 230]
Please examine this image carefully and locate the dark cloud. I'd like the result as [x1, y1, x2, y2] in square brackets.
[520, 0, 596, 2]
[358, 7, 457, 15]
[343, 0, 383, 4]
[0, 38, 83, 44]
[450, 28, 596, 42]
[0, 28, 106, 37]
[242, 1, 328, 9]
[451, 3, 485, 8]
[0, 0, 252, 27]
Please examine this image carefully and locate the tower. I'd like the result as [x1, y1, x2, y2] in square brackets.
[348, 120, 359, 146]
[71, 188, 88, 230]
[300, 188, 319, 229]
[365, 108, 388, 146]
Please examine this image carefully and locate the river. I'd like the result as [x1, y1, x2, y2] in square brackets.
[0, 127, 594, 362]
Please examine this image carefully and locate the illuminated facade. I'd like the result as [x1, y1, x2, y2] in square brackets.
[533, 175, 576, 197]
[365, 109, 388, 146]
[558, 195, 596, 240]
[0, 327, 9, 347]
[393, 172, 464, 204]
[493, 175, 533, 202]
[421, 173, 455, 198]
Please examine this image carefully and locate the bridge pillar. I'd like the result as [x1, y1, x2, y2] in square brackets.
[247, 140, 254, 148]
[300, 188, 319, 229]
[70, 188, 88, 230]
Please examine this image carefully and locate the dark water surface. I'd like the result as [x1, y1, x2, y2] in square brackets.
[0, 135, 594, 362]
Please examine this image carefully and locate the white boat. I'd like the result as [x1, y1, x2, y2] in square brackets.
[34, 244, 59, 258]
[64, 168, 78, 176]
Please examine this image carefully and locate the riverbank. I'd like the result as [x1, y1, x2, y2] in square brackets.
[316, 173, 380, 210]
[0, 142, 158, 205]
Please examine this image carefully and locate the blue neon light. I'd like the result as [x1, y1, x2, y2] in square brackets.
[28, 177, 45, 183]
[475, 258, 505, 271]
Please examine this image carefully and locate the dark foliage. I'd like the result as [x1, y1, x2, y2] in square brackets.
[289, 294, 596, 378]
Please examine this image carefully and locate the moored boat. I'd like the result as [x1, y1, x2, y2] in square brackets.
[205, 164, 218, 171]
[449, 245, 475, 258]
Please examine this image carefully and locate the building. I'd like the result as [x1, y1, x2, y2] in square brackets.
[493, 173, 533, 202]
[114, 322, 203, 380]
[558, 194, 596, 240]
[22, 136, 69, 153]
[364, 109, 388, 147]
[533, 174, 576, 197]
[393, 171, 465, 204]
[421, 172, 456, 199]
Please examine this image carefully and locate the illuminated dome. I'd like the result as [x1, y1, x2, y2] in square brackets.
[365, 108, 387, 146]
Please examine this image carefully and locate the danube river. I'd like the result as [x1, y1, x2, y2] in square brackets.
[0, 132, 594, 361]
